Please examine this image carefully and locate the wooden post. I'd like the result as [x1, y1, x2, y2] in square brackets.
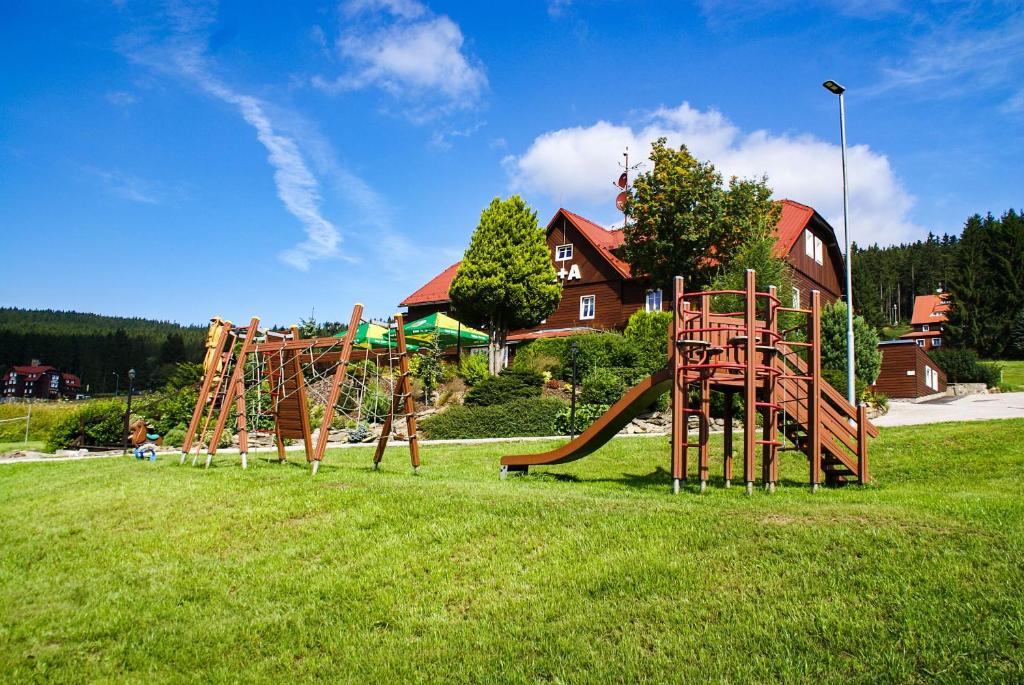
[723, 391, 733, 487]
[809, 290, 822, 491]
[764, 285, 779, 491]
[698, 292, 710, 491]
[311, 304, 364, 473]
[743, 269, 757, 495]
[671, 276, 685, 494]
[373, 313, 421, 472]
[234, 372, 249, 469]
[206, 318, 260, 469]
[857, 403, 869, 484]
[181, 318, 231, 463]
[289, 326, 315, 464]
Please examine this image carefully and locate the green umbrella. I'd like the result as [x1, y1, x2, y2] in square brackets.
[335, 322, 420, 350]
[400, 312, 488, 348]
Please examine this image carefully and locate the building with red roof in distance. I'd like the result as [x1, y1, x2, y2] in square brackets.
[400, 200, 847, 348]
[900, 292, 951, 351]
[2, 361, 82, 400]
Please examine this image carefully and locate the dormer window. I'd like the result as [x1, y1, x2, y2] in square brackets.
[555, 244, 573, 261]
[803, 230, 824, 265]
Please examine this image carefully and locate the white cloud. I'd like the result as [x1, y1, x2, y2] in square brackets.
[89, 168, 164, 204]
[312, 0, 486, 111]
[123, 5, 342, 271]
[505, 102, 920, 246]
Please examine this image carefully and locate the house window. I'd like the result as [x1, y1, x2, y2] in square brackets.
[922, 324, 929, 332]
[916, 338, 925, 347]
[792, 288, 801, 309]
[50, 376, 60, 389]
[933, 337, 941, 348]
[645, 289, 663, 312]
[580, 295, 596, 320]
[803, 230, 823, 264]
[555, 244, 573, 261]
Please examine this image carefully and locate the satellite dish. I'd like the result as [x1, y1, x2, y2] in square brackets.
[615, 191, 627, 211]
[617, 172, 628, 188]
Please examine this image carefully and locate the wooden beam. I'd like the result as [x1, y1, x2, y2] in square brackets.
[809, 290, 822, 491]
[743, 269, 757, 494]
[206, 317, 260, 468]
[310, 304, 364, 472]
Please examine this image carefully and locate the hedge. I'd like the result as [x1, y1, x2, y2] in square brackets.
[463, 368, 544, 407]
[929, 349, 1002, 387]
[419, 397, 567, 439]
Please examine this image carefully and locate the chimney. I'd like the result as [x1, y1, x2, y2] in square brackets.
[31, 358, 41, 367]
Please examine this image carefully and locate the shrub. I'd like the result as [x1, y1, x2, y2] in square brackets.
[46, 400, 128, 451]
[457, 353, 490, 386]
[463, 367, 544, 407]
[624, 310, 673, 374]
[562, 333, 638, 380]
[929, 348, 1002, 387]
[821, 368, 868, 402]
[820, 301, 882, 385]
[162, 423, 188, 447]
[553, 403, 610, 435]
[361, 380, 392, 423]
[437, 378, 467, 407]
[580, 368, 627, 405]
[511, 338, 568, 377]
[419, 397, 566, 439]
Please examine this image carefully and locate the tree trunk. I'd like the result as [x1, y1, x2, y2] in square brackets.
[487, 319, 508, 375]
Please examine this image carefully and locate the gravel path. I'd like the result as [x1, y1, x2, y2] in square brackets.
[873, 391, 1024, 427]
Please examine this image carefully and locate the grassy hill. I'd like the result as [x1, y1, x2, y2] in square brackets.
[1, 420, 1022, 682]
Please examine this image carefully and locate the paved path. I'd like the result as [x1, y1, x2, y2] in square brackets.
[873, 391, 1024, 427]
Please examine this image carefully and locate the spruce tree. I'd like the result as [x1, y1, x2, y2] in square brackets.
[449, 196, 561, 373]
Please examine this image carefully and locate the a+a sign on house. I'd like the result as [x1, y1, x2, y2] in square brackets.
[400, 201, 847, 347]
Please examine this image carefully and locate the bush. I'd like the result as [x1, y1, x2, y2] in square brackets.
[929, 348, 1002, 387]
[46, 400, 128, 451]
[624, 310, 672, 374]
[463, 367, 543, 407]
[511, 338, 569, 377]
[419, 397, 566, 439]
[457, 353, 490, 386]
[580, 368, 627, 405]
[553, 403, 610, 435]
[562, 333, 638, 381]
[821, 368, 868, 402]
[820, 301, 882, 385]
[361, 380, 392, 423]
[162, 423, 188, 447]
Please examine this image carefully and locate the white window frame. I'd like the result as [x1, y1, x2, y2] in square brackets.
[813, 236, 823, 265]
[932, 337, 941, 348]
[50, 375, 60, 389]
[804, 229, 814, 258]
[922, 324, 929, 332]
[579, 295, 596, 320]
[645, 288, 663, 312]
[792, 288, 801, 309]
[555, 244, 573, 261]
[916, 338, 925, 347]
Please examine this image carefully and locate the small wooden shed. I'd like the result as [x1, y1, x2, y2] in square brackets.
[873, 340, 947, 399]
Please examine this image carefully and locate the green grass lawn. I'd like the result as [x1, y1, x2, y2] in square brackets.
[2, 422, 1023, 683]
[996, 359, 1024, 390]
[0, 441, 45, 455]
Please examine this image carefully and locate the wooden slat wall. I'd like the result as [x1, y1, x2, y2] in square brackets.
[873, 343, 947, 398]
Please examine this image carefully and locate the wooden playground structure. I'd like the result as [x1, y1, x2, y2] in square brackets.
[502, 269, 876, 493]
[180, 305, 420, 474]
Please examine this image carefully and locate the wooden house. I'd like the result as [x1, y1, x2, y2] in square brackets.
[872, 340, 946, 399]
[2, 363, 82, 400]
[900, 293, 950, 351]
[400, 200, 847, 347]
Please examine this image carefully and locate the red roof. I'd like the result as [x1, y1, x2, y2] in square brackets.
[507, 327, 601, 342]
[11, 365, 56, 377]
[774, 200, 817, 257]
[900, 330, 942, 338]
[910, 294, 951, 325]
[402, 200, 835, 308]
[399, 262, 462, 307]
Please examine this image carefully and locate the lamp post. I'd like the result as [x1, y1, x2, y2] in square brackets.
[112, 371, 119, 399]
[823, 79, 857, 406]
[123, 368, 135, 455]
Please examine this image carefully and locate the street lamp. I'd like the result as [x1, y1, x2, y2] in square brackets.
[823, 79, 857, 407]
[123, 368, 136, 455]
[112, 371, 119, 398]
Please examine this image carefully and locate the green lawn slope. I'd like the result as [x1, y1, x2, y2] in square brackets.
[1, 420, 1022, 682]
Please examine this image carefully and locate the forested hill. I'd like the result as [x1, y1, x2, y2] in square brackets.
[0, 308, 207, 393]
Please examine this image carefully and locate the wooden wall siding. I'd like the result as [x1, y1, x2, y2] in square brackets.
[786, 218, 843, 302]
[791, 270, 840, 307]
[873, 343, 946, 398]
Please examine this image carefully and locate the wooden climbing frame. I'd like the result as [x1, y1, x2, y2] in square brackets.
[180, 306, 421, 474]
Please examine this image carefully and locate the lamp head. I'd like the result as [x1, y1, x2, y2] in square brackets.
[128, 368, 136, 381]
[822, 79, 846, 95]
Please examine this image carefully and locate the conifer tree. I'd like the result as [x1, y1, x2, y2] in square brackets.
[449, 196, 561, 373]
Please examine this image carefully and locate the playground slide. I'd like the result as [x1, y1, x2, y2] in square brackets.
[501, 367, 672, 470]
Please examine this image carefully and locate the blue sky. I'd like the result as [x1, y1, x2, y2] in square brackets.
[2, 1, 1021, 326]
